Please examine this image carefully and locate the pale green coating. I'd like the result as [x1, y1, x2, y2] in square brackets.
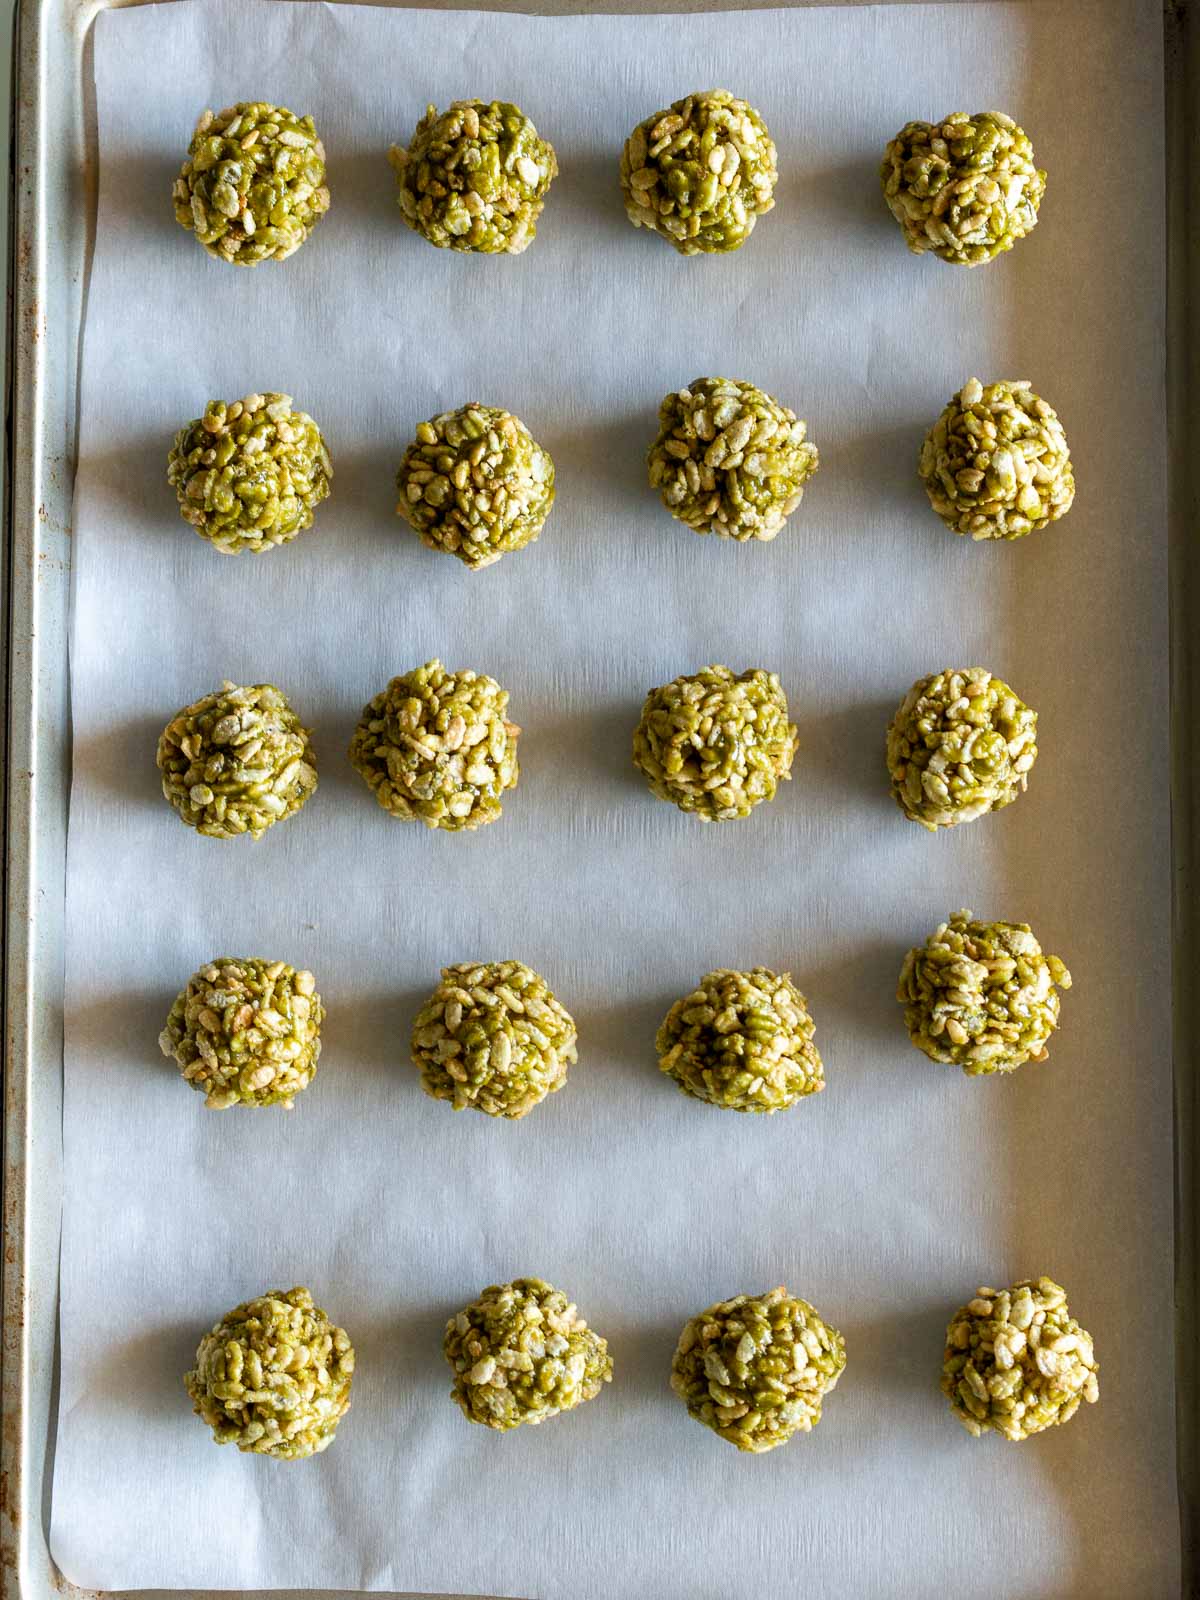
[157, 682, 317, 840]
[397, 404, 554, 569]
[620, 90, 777, 255]
[671, 1287, 846, 1453]
[184, 1286, 355, 1459]
[348, 660, 519, 831]
[412, 960, 578, 1119]
[657, 968, 823, 1112]
[173, 102, 329, 265]
[886, 667, 1037, 831]
[942, 1278, 1098, 1439]
[898, 911, 1072, 1076]
[919, 378, 1074, 541]
[159, 958, 324, 1109]
[633, 665, 797, 821]
[167, 392, 331, 554]
[881, 111, 1045, 266]
[389, 100, 557, 255]
[648, 377, 818, 541]
[444, 1278, 612, 1431]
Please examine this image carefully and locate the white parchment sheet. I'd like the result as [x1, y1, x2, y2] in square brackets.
[54, 1, 1172, 1594]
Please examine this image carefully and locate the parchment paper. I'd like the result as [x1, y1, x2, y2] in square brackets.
[52, 2, 1174, 1594]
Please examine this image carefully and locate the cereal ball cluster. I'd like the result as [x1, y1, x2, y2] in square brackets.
[671, 1287, 846, 1453]
[157, 681, 317, 840]
[173, 102, 330, 265]
[942, 1277, 1098, 1439]
[412, 961, 578, 1119]
[657, 968, 823, 1112]
[898, 911, 1071, 1076]
[396, 403, 555, 569]
[389, 100, 557, 255]
[167, 392, 332, 554]
[160, 958, 324, 1109]
[919, 378, 1074, 541]
[184, 1286, 355, 1459]
[633, 665, 797, 821]
[348, 660, 519, 831]
[881, 111, 1045, 266]
[886, 667, 1037, 831]
[648, 377, 818, 541]
[444, 1279, 612, 1431]
[620, 90, 777, 254]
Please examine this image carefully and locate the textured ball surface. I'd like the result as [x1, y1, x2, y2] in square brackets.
[444, 1279, 612, 1430]
[157, 681, 317, 839]
[671, 1287, 846, 1452]
[173, 102, 329, 265]
[886, 667, 1037, 830]
[184, 1286, 354, 1458]
[412, 960, 578, 1118]
[620, 90, 777, 254]
[898, 911, 1071, 1076]
[942, 1277, 1098, 1439]
[648, 377, 818, 541]
[348, 660, 519, 830]
[657, 968, 823, 1111]
[881, 110, 1044, 266]
[396, 403, 554, 568]
[389, 100, 557, 254]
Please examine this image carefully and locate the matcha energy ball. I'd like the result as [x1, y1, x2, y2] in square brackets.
[389, 100, 558, 255]
[160, 958, 324, 1109]
[886, 667, 1037, 830]
[657, 968, 823, 1112]
[185, 1286, 355, 1458]
[168, 392, 332, 554]
[919, 378, 1074, 541]
[620, 90, 777, 255]
[173, 102, 330, 265]
[671, 1287, 846, 1452]
[397, 403, 554, 568]
[899, 911, 1071, 1076]
[648, 377, 818, 541]
[881, 111, 1045, 266]
[445, 1278, 612, 1430]
[633, 665, 797, 821]
[412, 960, 578, 1118]
[348, 660, 519, 830]
[942, 1277, 1098, 1439]
[157, 681, 317, 839]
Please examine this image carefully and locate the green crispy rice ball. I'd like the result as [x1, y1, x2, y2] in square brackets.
[898, 911, 1072, 1076]
[167, 392, 332, 554]
[396, 403, 554, 569]
[648, 377, 818, 541]
[444, 1278, 612, 1431]
[942, 1277, 1098, 1440]
[886, 667, 1037, 831]
[919, 378, 1074, 541]
[657, 968, 823, 1112]
[881, 111, 1045, 266]
[159, 957, 324, 1109]
[157, 681, 318, 840]
[173, 102, 330, 265]
[412, 960, 578, 1119]
[184, 1286, 354, 1459]
[389, 100, 558, 255]
[633, 665, 797, 821]
[620, 90, 777, 255]
[348, 660, 519, 831]
[671, 1287, 846, 1452]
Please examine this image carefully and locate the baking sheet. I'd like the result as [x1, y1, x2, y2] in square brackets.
[51, 1, 1174, 1594]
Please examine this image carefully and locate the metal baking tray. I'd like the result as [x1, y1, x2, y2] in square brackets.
[3, 0, 1198, 1595]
